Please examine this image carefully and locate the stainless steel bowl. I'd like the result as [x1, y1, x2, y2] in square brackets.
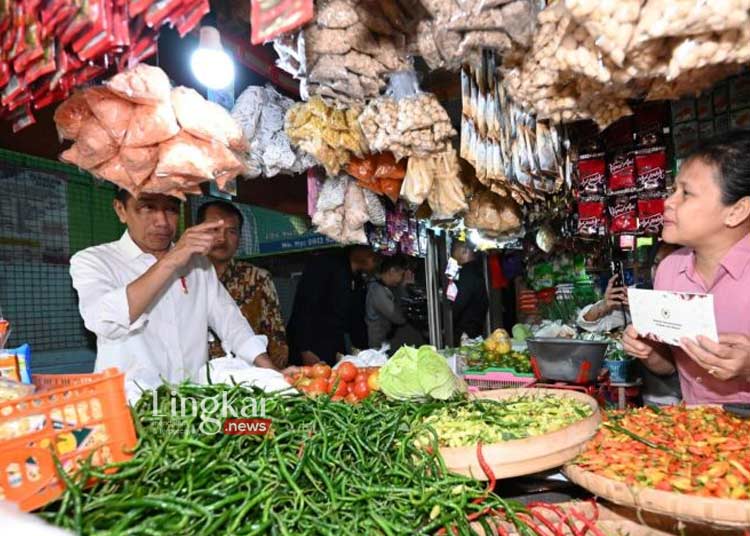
[527, 338, 609, 383]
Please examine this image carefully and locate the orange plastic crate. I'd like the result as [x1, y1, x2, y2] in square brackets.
[0, 368, 137, 511]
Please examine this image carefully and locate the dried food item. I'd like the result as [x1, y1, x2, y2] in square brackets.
[61, 118, 118, 169]
[401, 156, 434, 205]
[155, 132, 244, 182]
[427, 148, 467, 219]
[83, 87, 134, 144]
[312, 176, 376, 244]
[285, 97, 366, 174]
[316, 0, 359, 28]
[119, 145, 159, 186]
[53, 91, 93, 140]
[105, 63, 171, 104]
[464, 188, 523, 236]
[232, 85, 314, 178]
[123, 99, 180, 148]
[171, 86, 246, 151]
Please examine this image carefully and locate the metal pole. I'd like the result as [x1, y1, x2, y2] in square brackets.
[425, 231, 442, 348]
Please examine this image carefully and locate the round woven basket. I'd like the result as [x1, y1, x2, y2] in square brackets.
[439, 388, 601, 480]
[564, 464, 750, 528]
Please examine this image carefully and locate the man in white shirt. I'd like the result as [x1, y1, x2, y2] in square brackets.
[70, 190, 279, 399]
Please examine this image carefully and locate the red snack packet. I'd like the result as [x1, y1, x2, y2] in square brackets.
[608, 195, 638, 234]
[577, 154, 606, 196]
[638, 197, 666, 234]
[635, 147, 667, 192]
[608, 152, 636, 192]
[251, 0, 313, 45]
[578, 200, 605, 236]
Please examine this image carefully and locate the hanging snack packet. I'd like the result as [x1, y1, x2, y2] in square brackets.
[609, 195, 638, 234]
[608, 152, 636, 193]
[578, 200, 606, 236]
[577, 154, 606, 196]
[635, 148, 668, 192]
[638, 196, 666, 234]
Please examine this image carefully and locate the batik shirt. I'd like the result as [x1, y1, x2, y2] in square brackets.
[209, 260, 289, 368]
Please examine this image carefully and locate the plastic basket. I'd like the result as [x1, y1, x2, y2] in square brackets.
[0, 368, 137, 511]
[463, 368, 536, 391]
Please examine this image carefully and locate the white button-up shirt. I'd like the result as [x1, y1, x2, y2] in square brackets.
[70, 231, 268, 390]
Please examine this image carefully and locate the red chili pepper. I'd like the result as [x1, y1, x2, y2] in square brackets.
[516, 512, 554, 535]
[473, 442, 497, 505]
[529, 507, 563, 536]
[569, 508, 605, 536]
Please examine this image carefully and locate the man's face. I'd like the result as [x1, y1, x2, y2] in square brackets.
[114, 194, 180, 254]
[202, 206, 240, 263]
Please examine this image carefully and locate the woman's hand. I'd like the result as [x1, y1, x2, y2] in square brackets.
[622, 324, 656, 359]
[603, 275, 628, 311]
[680, 333, 750, 381]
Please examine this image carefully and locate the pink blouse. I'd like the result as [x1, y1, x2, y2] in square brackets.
[654, 235, 750, 404]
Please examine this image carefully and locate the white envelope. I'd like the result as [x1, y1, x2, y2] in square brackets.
[627, 288, 719, 346]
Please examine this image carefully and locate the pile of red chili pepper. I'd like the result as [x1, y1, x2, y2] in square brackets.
[39, 382, 605, 535]
[574, 405, 750, 499]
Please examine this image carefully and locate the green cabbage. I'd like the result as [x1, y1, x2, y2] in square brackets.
[380, 345, 465, 401]
[511, 323, 532, 342]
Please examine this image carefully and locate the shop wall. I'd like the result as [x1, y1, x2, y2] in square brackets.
[0, 149, 125, 373]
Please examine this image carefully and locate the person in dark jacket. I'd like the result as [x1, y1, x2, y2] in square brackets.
[287, 246, 379, 366]
[451, 242, 489, 342]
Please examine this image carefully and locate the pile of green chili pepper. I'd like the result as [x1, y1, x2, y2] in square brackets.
[38, 382, 554, 536]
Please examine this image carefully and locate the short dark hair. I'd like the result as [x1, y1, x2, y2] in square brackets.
[379, 254, 408, 274]
[687, 130, 750, 205]
[197, 200, 244, 231]
[114, 188, 131, 205]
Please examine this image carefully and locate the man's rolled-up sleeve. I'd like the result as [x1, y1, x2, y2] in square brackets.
[70, 251, 149, 339]
[206, 265, 268, 365]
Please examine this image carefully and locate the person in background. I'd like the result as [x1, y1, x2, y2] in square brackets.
[577, 242, 682, 405]
[451, 242, 489, 342]
[577, 242, 680, 333]
[623, 131, 750, 404]
[70, 190, 278, 401]
[196, 200, 289, 369]
[287, 246, 379, 366]
[366, 255, 425, 351]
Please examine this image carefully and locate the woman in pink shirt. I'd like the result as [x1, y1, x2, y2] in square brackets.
[623, 131, 750, 404]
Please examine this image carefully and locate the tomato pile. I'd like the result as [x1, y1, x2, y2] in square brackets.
[285, 362, 380, 403]
[575, 405, 750, 499]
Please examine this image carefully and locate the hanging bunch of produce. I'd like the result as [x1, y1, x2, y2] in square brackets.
[53, 64, 248, 199]
[0, 0, 209, 131]
[461, 50, 565, 206]
[284, 96, 368, 175]
[415, 0, 540, 71]
[230, 85, 316, 178]
[503, 0, 750, 128]
[273, 0, 419, 105]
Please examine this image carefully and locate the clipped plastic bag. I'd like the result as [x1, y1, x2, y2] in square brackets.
[363, 188, 386, 226]
[316, 175, 347, 212]
[171, 86, 246, 151]
[105, 63, 171, 104]
[123, 100, 179, 147]
[401, 156, 434, 205]
[53, 91, 92, 140]
[60, 118, 118, 169]
[83, 87, 134, 145]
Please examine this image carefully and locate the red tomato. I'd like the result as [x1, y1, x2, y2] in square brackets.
[311, 363, 332, 379]
[345, 392, 360, 404]
[338, 362, 357, 383]
[302, 366, 314, 378]
[352, 381, 370, 400]
[329, 378, 349, 397]
[354, 372, 368, 385]
[308, 378, 328, 396]
[367, 370, 380, 392]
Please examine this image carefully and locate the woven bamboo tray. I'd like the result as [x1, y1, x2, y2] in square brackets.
[439, 388, 601, 480]
[564, 464, 750, 528]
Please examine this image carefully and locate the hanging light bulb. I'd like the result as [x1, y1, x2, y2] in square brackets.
[190, 26, 235, 90]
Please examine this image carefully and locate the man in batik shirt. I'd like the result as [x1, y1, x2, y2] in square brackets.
[196, 200, 289, 368]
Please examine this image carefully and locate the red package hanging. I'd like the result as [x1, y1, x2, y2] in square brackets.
[251, 0, 313, 45]
[608, 152, 636, 192]
[609, 195, 638, 234]
[578, 200, 605, 236]
[635, 147, 667, 192]
[638, 197, 666, 234]
[488, 253, 507, 289]
[577, 154, 606, 196]
[24, 42, 56, 86]
[175, 0, 209, 38]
